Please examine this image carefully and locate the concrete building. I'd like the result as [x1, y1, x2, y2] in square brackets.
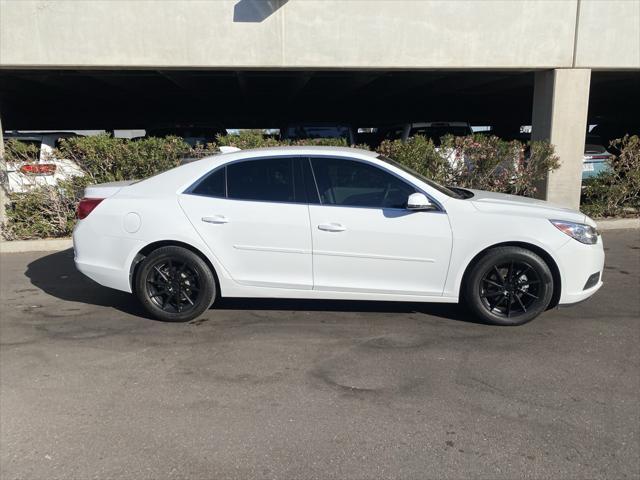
[1, 0, 639, 207]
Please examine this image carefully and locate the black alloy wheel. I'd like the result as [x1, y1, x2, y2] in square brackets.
[135, 246, 216, 322]
[479, 261, 542, 318]
[146, 258, 201, 314]
[464, 246, 554, 326]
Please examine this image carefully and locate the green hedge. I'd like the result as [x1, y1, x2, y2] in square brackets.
[2, 131, 559, 240]
[581, 135, 640, 217]
[379, 134, 558, 197]
[56, 135, 194, 184]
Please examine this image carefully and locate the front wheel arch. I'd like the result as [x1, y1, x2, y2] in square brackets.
[130, 240, 220, 298]
[460, 241, 562, 310]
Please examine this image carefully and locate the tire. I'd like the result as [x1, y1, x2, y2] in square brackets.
[462, 246, 554, 326]
[135, 246, 217, 322]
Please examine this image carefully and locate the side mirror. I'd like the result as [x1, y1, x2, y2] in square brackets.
[406, 192, 436, 211]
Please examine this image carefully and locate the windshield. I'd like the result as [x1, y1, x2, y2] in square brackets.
[377, 155, 462, 199]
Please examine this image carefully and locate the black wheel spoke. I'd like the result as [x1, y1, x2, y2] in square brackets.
[494, 296, 507, 308]
[481, 291, 503, 299]
[146, 257, 201, 314]
[483, 279, 503, 288]
[515, 293, 527, 312]
[153, 266, 170, 282]
[182, 292, 195, 306]
[150, 288, 169, 299]
[173, 290, 182, 312]
[480, 259, 544, 319]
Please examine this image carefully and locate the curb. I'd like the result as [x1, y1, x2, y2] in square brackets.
[596, 217, 640, 231]
[0, 238, 73, 253]
[0, 218, 637, 254]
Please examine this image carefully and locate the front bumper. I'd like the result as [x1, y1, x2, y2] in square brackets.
[556, 234, 605, 305]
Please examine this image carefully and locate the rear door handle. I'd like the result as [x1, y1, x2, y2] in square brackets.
[318, 223, 346, 232]
[202, 215, 229, 224]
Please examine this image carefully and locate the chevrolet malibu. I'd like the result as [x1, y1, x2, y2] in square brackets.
[73, 146, 604, 325]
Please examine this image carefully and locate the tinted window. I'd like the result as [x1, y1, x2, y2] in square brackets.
[191, 167, 225, 197]
[227, 158, 295, 202]
[310, 157, 416, 209]
[409, 126, 472, 145]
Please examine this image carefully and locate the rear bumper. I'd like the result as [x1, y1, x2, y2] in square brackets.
[74, 258, 132, 292]
[557, 235, 605, 305]
[73, 220, 142, 293]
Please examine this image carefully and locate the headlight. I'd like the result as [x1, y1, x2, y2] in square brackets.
[550, 220, 599, 244]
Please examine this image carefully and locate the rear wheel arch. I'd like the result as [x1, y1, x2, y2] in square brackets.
[460, 241, 562, 310]
[130, 240, 221, 297]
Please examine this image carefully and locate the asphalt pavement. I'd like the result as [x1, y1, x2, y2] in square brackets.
[1, 229, 638, 479]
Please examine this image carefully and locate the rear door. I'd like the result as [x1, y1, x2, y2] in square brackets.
[179, 156, 313, 290]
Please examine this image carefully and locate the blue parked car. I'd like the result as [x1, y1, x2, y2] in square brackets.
[582, 135, 613, 180]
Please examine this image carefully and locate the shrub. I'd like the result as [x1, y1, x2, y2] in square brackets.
[581, 135, 640, 217]
[216, 129, 349, 149]
[2, 177, 90, 240]
[378, 135, 449, 184]
[379, 134, 559, 197]
[3, 138, 41, 163]
[56, 134, 193, 184]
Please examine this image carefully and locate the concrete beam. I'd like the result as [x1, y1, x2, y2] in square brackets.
[1, 0, 637, 70]
[532, 69, 591, 209]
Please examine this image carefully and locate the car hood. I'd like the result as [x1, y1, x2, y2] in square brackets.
[468, 189, 590, 224]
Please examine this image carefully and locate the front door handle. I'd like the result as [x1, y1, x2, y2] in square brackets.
[318, 223, 346, 232]
[202, 215, 229, 224]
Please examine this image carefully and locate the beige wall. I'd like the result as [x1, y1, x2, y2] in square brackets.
[574, 0, 640, 69]
[1, 0, 638, 69]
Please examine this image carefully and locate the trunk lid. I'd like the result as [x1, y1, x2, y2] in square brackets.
[84, 180, 138, 198]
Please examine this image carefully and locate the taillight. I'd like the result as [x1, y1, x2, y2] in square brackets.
[19, 163, 57, 175]
[77, 198, 104, 219]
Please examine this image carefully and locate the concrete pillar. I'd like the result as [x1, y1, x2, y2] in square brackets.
[0, 113, 6, 233]
[531, 68, 591, 209]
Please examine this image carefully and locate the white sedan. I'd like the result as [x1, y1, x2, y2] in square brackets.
[73, 146, 604, 326]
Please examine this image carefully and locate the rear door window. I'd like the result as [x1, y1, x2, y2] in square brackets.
[227, 157, 295, 203]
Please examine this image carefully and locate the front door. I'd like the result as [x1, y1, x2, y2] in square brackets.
[308, 156, 452, 296]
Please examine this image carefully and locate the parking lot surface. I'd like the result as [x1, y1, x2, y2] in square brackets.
[1, 229, 638, 480]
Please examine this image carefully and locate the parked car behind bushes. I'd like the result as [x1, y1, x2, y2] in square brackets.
[2, 132, 85, 193]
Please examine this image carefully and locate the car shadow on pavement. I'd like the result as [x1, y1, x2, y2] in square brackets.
[214, 298, 478, 323]
[25, 248, 152, 319]
[25, 249, 480, 324]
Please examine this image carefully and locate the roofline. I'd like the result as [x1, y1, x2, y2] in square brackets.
[215, 145, 379, 159]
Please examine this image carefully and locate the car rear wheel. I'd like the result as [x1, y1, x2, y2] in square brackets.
[463, 246, 554, 326]
[135, 246, 216, 322]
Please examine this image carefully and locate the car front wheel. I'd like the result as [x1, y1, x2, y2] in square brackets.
[463, 246, 554, 326]
[135, 246, 217, 322]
